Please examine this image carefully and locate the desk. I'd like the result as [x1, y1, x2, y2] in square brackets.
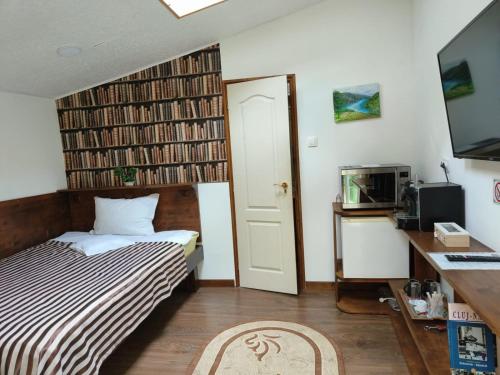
[332, 203, 500, 374]
[389, 232, 496, 375]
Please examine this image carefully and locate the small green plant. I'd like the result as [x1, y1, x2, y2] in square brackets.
[114, 167, 137, 183]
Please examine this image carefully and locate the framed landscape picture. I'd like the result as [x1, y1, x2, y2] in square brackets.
[333, 83, 381, 123]
[441, 60, 475, 100]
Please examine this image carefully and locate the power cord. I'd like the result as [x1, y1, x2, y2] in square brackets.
[440, 162, 450, 183]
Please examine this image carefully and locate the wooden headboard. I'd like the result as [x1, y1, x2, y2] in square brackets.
[64, 185, 202, 237]
[0, 193, 71, 259]
[0, 185, 202, 259]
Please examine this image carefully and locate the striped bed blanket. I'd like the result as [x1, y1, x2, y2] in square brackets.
[0, 240, 187, 375]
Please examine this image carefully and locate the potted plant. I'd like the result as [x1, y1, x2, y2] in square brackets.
[114, 167, 138, 186]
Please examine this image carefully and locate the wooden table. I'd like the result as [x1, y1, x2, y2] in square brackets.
[332, 202, 500, 374]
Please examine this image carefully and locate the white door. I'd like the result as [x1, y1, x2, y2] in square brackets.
[227, 76, 297, 295]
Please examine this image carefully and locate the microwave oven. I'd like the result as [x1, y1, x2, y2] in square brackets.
[340, 164, 411, 209]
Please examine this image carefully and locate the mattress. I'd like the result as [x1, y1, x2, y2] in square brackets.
[54, 230, 199, 257]
[183, 233, 199, 257]
[0, 240, 187, 375]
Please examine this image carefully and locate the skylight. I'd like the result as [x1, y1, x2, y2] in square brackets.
[161, 0, 225, 18]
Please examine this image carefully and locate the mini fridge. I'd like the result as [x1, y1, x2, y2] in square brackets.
[340, 217, 409, 279]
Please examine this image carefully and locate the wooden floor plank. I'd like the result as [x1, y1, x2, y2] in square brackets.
[337, 288, 393, 315]
[101, 287, 410, 375]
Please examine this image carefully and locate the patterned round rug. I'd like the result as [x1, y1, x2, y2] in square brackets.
[190, 321, 345, 374]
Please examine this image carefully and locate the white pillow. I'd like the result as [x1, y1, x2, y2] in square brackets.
[70, 236, 135, 256]
[93, 194, 159, 236]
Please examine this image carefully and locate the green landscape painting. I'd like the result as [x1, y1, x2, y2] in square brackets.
[441, 60, 475, 100]
[333, 83, 381, 123]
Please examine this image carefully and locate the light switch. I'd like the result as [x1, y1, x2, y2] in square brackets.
[307, 136, 318, 148]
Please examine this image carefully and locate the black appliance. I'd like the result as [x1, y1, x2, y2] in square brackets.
[397, 182, 465, 232]
[437, 0, 500, 161]
[418, 183, 465, 231]
[396, 181, 420, 230]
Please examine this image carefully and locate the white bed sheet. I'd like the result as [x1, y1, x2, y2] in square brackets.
[55, 230, 197, 246]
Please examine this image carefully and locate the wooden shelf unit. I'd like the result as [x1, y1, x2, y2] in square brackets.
[396, 232, 500, 374]
[332, 202, 500, 374]
[332, 203, 398, 304]
[333, 203, 500, 375]
[55, 45, 227, 189]
[389, 280, 450, 375]
[389, 309, 429, 375]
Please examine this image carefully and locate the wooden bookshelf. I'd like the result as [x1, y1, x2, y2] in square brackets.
[55, 45, 227, 189]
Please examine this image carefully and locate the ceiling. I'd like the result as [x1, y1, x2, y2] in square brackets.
[0, 0, 323, 98]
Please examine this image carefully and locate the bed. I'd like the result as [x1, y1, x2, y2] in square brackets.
[0, 185, 203, 375]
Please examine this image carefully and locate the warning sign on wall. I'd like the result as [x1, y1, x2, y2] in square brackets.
[495, 180, 500, 204]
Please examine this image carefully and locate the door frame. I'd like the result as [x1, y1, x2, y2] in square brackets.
[222, 74, 305, 293]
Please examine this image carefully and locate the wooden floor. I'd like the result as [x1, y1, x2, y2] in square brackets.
[101, 287, 409, 375]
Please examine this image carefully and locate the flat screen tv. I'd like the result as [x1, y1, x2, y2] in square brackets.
[438, 0, 500, 161]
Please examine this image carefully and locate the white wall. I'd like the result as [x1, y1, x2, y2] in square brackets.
[413, 0, 500, 251]
[197, 183, 235, 280]
[220, 0, 418, 281]
[0, 91, 67, 201]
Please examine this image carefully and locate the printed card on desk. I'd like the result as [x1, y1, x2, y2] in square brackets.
[448, 303, 496, 375]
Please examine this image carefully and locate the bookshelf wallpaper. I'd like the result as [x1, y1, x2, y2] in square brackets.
[55, 45, 227, 189]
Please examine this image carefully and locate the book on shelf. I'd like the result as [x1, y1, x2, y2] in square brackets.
[56, 48, 221, 109]
[63, 141, 226, 170]
[66, 162, 228, 189]
[58, 97, 223, 130]
[447, 303, 497, 375]
[190, 100, 198, 118]
[56, 44, 227, 189]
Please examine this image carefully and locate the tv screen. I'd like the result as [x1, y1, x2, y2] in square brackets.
[438, 0, 500, 161]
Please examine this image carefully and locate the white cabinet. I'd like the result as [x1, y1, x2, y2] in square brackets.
[340, 217, 409, 279]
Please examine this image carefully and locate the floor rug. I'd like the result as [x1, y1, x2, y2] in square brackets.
[190, 320, 345, 374]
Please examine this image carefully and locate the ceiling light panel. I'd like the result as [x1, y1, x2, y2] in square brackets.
[161, 0, 225, 18]
[56, 46, 82, 57]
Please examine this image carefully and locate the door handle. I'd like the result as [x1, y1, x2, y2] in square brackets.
[273, 182, 289, 194]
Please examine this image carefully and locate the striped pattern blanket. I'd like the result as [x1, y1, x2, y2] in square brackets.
[0, 240, 187, 375]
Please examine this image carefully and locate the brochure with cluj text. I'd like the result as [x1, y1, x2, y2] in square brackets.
[448, 303, 496, 375]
